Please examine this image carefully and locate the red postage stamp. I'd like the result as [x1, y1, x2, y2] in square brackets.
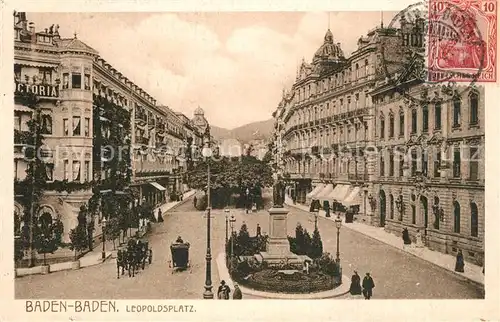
[427, 0, 497, 82]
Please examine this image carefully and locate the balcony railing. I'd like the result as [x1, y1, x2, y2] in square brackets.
[348, 173, 369, 181]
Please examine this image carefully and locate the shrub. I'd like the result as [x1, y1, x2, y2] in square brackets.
[316, 252, 340, 277]
[69, 226, 88, 261]
[103, 217, 121, 250]
[195, 195, 208, 211]
[308, 228, 323, 259]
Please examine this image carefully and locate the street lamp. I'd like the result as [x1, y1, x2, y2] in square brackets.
[335, 213, 342, 263]
[224, 208, 230, 244]
[101, 217, 107, 260]
[229, 214, 236, 268]
[202, 141, 213, 299]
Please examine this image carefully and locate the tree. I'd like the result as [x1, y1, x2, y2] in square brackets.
[295, 223, 305, 255]
[308, 227, 323, 259]
[302, 229, 312, 256]
[34, 227, 59, 266]
[68, 226, 88, 261]
[104, 217, 121, 250]
[237, 223, 251, 255]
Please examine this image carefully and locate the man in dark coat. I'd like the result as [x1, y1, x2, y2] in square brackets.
[157, 208, 164, 223]
[217, 280, 231, 299]
[402, 228, 412, 245]
[349, 271, 362, 295]
[362, 272, 375, 300]
[455, 249, 465, 272]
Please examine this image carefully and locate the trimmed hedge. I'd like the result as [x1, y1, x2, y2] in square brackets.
[232, 269, 336, 294]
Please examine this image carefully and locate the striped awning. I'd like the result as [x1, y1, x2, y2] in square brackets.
[328, 184, 351, 202]
[14, 59, 59, 68]
[14, 104, 33, 113]
[316, 184, 334, 202]
[306, 184, 324, 199]
[343, 186, 362, 206]
[149, 181, 166, 191]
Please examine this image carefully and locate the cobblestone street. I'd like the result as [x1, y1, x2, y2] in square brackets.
[15, 197, 483, 299]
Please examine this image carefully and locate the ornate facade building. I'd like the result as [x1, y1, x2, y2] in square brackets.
[13, 12, 205, 242]
[274, 18, 485, 265]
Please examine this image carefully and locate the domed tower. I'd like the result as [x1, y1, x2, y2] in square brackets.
[312, 29, 346, 73]
[192, 106, 209, 134]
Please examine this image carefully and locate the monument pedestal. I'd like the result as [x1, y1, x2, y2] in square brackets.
[256, 207, 309, 267]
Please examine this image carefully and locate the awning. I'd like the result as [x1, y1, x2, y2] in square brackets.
[14, 104, 33, 113]
[316, 184, 334, 202]
[306, 184, 324, 199]
[329, 184, 351, 202]
[343, 186, 361, 207]
[149, 181, 166, 191]
[15, 59, 59, 68]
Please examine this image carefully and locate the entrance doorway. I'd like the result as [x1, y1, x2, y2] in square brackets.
[420, 196, 428, 235]
[379, 190, 386, 227]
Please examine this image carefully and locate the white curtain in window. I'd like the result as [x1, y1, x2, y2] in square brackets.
[73, 117, 81, 133]
[72, 161, 81, 181]
[46, 164, 53, 181]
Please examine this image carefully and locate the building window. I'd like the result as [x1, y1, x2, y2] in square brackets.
[422, 104, 429, 132]
[73, 116, 81, 136]
[389, 114, 394, 138]
[45, 163, 54, 181]
[411, 109, 417, 134]
[470, 92, 479, 125]
[399, 154, 404, 177]
[411, 150, 417, 176]
[434, 151, 441, 177]
[399, 111, 405, 136]
[422, 151, 428, 176]
[14, 160, 18, 180]
[470, 202, 478, 237]
[38, 68, 52, 84]
[72, 161, 81, 181]
[389, 153, 394, 176]
[380, 116, 385, 139]
[62, 73, 69, 89]
[84, 117, 90, 137]
[453, 201, 461, 233]
[41, 115, 52, 135]
[64, 160, 70, 180]
[469, 146, 479, 180]
[72, 73, 82, 89]
[435, 102, 442, 130]
[453, 98, 461, 127]
[84, 161, 90, 182]
[84, 74, 91, 90]
[453, 147, 461, 178]
[380, 154, 385, 176]
[411, 194, 416, 224]
[63, 118, 69, 136]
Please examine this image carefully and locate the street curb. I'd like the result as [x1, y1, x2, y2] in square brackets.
[164, 191, 195, 213]
[215, 253, 350, 299]
[285, 202, 485, 289]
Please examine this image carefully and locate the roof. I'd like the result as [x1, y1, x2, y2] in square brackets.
[55, 37, 98, 55]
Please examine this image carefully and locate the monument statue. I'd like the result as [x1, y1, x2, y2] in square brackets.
[272, 173, 286, 208]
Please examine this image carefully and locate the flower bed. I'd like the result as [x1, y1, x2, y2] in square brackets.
[232, 269, 336, 294]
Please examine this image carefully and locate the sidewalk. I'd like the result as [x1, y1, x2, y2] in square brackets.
[284, 197, 484, 287]
[16, 190, 195, 277]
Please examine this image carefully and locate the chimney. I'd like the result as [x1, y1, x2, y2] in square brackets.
[29, 22, 35, 34]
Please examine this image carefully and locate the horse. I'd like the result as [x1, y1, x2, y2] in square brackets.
[127, 248, 137, 277]
[116, 249, 127, 279]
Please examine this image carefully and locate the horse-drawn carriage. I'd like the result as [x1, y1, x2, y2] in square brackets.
[168, 236, 191, 273]
[116, 238, 152, 279]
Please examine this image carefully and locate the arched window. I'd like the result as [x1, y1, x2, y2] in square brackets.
[365, 59, 369, 76]
[389, 194, 394, 219]
[380, 113, 385, 139]
[422, 104, 429, 132]
[469, 92, 479, 125]
[434, 102, 442, 130]
[399, 109, 405, 136]
[453, 201, 461, 233]
[389, 113, 395, 138]
[411, 109, 417, 134]
[453, 97, 461, 127]
[470, 202, 478, 237]
[433, 196, 440, 229]
[355, 63, 360, 78]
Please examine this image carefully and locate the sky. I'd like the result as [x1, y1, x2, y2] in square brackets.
[28, 12, 395, 129]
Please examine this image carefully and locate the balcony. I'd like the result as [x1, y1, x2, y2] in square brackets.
[136, 137, 149, 145]
[348, 173, 369, 182]
[14, 129, 30, 145]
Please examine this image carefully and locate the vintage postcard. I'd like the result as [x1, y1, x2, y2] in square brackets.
[1, 0, 499, 321]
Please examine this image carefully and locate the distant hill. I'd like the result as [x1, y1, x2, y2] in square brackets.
[211, 118, 274, 144]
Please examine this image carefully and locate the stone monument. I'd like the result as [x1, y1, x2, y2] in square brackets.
[256, 174, 308, 266]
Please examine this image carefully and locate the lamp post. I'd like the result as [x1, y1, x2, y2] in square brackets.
[335, 213, 342, 263]
[229, 214, 236, 268]
[101, 217, 107, 260]
[202, 140, 213, 299]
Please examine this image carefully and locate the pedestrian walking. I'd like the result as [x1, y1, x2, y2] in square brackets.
[349, 271, 362, 295]
[157, 208, 164, 223]
[217, 280, 231, 299]
[455, 249, 465, 272]
[256, 224, 261, 237]
[362, 273, 375, 300]
[402, 228, 411, 249]
[233, 283, 242, 299]
[193, 196, 197, 208]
